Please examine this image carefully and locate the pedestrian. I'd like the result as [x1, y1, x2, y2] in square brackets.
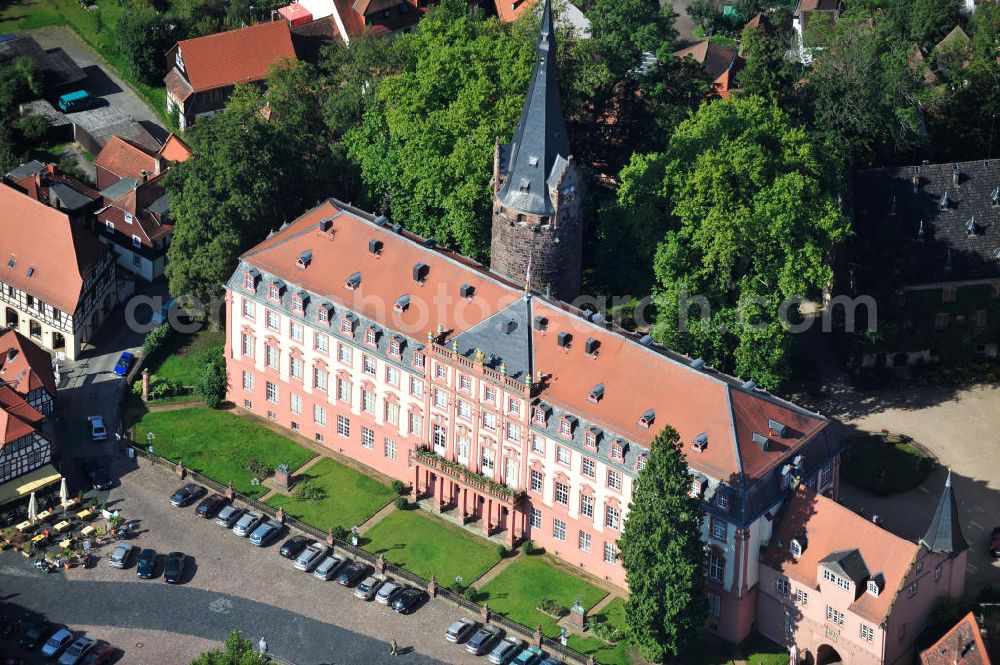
[391, 639, 398, 656]
[258, 637, 268, 655]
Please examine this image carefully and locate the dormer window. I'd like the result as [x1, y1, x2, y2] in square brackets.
[389, 336, 403, 358]
[345, 272, 361, 291]
[533, 406, 547, 425]
[413, 352, 425, 369]
[316, 303, 332, 324]
[340, 316, 355, 335]
[768, 419, 787, 438]
[584, 428, 598, 450]
[867, 580, 880, 596]
[688, 476, 707, 498]
[790, 538, 804, 557]
[588, 383, 604, 403]
[394, 295, 410, 313]
[638, 409, 655, 429]
[268, 282, 282, 302]
[124, 212, 133, 224]
[715, 490, 729, 511]
[292, 293, 304, 314]
[559, 417, 573, 439]
[636, 455, 647, 471]
[365, 327, 378, 347]
[753, 432, 770, 451]
[610, 441, 624, 460]
[243, 270, 259, 292]
[296, 250, 313, 270]
[692, 432, 708, 453]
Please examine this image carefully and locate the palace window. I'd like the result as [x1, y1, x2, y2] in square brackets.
[605, 504, 620, 530]
[362, 426, 375, 449]
[582, 458, 595, 478]
[708, 552, 724, 582]
[607, 469, 623, 491]
[578, 531, 591, 552]
[603, 542, 617, 564]
[580, 494, 594, 518]
[337, 415, 350, 437]
[529, 508, 542, 529]
[530, 470, 543, 493]
[553, 518, 566, 541]
[554, 482, 569, 505]
[384, 438, 397, 459]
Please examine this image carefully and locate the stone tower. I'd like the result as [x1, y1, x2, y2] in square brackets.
[490, 0, 583, 302]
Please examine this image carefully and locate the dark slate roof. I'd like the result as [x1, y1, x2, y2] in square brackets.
[920, 470, 968, 555]
[819, 548, 871, 583]
[6, 160, 45, 180]
[48, 182, 94, 211]
[852, 159, 1000, 286]
[100, 178, 139, 202]
[497, 0, 571, 216]
[452, 295, 535, 381]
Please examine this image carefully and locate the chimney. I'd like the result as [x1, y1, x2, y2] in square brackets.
[952, 164, 961, 185]
[139, 170, 149, 184]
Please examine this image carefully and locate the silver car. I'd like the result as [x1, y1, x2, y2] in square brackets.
[58, 636, 95, 665]
[40, 628, 73, 658]
[446, 618, 477, 643]
[108, 543, 136, 569]
[215, 505, 244, 527]
[488, 637, 524, 665]
[313, 554, 346, 580]
[354, 575, 382, 600]
[293, 542, 329, 571]
[232, 510, 264, 537]
[376, 578, 403, 604]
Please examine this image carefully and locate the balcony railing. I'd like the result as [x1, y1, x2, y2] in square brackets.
[415, 448, 524, 505]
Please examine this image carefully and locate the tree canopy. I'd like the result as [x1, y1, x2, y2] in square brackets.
[190, 631, 268, 665]
[345, 0, 536, 259]
[618, 95, 848, 389]
[0, 59, 44, 174]
[620, 425, 708, 662]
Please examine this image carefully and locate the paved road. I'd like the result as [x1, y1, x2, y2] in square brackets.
[29, 25, 167, 144]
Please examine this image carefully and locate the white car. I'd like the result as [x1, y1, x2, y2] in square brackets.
[376, 578, 403, 604]
[293, 542, 329, 572]
[88, 416, 107, 441]
[108, 543, 136, 568]
[354, 575, 382, 600]
[232, 510, 264, 537]
[313, 554, 345, 580]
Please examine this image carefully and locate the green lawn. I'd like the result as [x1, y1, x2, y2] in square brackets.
[478, 554, 607, 638]
[265, 458, 395, 533]
[362, 509, 501, 585]
[147, 329, 225, 387]
[0, 0, 167, 120]
[840, 433, 935, 495]
[566, 598, 635, 665]
[689, 632, 786, 665]
[133, 407, 316, 496]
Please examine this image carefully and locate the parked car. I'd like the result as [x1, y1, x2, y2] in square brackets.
[249, 519, 284, 546]
[136, 548, 156, 579]
[112, 352, 134, 377]
[354, 575, 382, 600]
[466, 625, 502, 655]
[57, 90, 97, 113]
[164, 551, 186, 583]
[313, 554, 346, 580]
[991, 527, 1000, 557]
[195, 493, 228, 518]
[215, 505, 244, 528]
[512, 646, 544, 665]
[390, 586, 426, 614]
[376, 579, 404, 605]
[169, 484, 205, 507]
[88, 416, 107, 442]
[18, 622, 53, 649]
[335, 560, 369, 587]
[293, 542, 328, 572]
[58, 636, 95, 665]
[540, 658, 564, 665]
[488, 637, 524, 665]
[445, 618, 477, 643]
[107, 543, 136, 569]
[80, 642, 117, 665]
[232, 510, 265, 537]
[279, 535, 309, 559]
[84, 462, 112, 491]
[40, 628, 73, 658]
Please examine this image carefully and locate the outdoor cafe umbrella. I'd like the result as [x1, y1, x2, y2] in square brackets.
[28, 492, 38, 524]
[59, 477, 68, 505]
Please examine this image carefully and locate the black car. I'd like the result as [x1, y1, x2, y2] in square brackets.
[279, 535, 309, 559]
[169, 484, 205, 507]
[136, 548, 157, 579]
[466, 625, 503, 655]
[335, 561, 369, 587]
[18, 622, 53, 649]
[84, 462, 112, 491]
[391, 586, 426, 614]
[164, 551, 185, 584]
[195, 493, 228, 518]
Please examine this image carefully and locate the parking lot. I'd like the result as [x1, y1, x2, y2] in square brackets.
[1, 455, 510, 664]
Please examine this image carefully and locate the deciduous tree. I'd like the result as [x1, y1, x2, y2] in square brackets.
[620, 425, 707, 662]
[116, 1, 177, 85]
[190, 630, 267, 665]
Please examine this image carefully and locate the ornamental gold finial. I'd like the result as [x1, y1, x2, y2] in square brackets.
[499, 362, 507, 376]
[474, 348, 485, 364]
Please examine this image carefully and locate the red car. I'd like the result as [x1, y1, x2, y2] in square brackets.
[80, 643, 117, 665]
[990, 527, 1000, 558]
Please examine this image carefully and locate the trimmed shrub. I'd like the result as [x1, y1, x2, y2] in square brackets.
[294, 483, 327, 502]
[143, 323, 172, 358]
[394, 496, 408, 510]
[196, 350, 228, 408]
[464, 586, 479, 602]
[520, 539, 534, 556]
[391, 480, 406, 495]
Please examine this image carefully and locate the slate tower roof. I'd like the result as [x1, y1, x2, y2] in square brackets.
[920, 470, 968, 555]
[497, 0, 571, 216]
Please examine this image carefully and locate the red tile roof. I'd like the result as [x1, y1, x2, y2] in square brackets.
[171, 21, 298, 92]
[94, 136, 157, 182]
[921, 612, 993, 665]
[0, 185, 110, 314]
[763, 486, 918, 624]
[97, 174, 172, 245]
[495, 0, 539, 22]
[0, 384, 43, 446]
[238, 200, 830, 490]
[0, 330, 56, 398]
[156, 133, 192, 164]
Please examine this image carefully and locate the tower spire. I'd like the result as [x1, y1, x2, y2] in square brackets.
[497, 0, 570, 216]
[919, 469, 968, 555]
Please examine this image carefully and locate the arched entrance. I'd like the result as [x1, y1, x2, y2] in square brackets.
[816, 644, 842, 665]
